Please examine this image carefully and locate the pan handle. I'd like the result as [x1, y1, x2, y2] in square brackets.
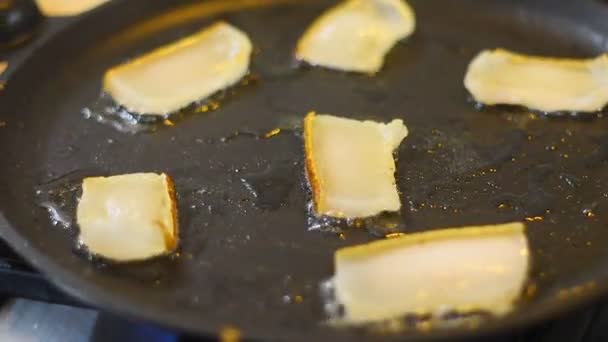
[0, 0, 44, 80]
[0, 2, 76, 83]
[0, 0, 44, 47]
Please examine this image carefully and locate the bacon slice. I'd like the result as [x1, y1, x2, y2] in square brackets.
[104, 22, 252, 115]
[296, 0, 415, 73]
[331, 222, 529, 324]
[465, 49, 608, 113]
[304, 112, 408, 218]
[36, 0, 109, 16]
[77, 173, 178, 261]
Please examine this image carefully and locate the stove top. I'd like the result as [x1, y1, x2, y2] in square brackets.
[0, 239, 78, 306]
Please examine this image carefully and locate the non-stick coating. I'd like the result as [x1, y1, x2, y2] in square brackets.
[2, 0, 608, 340]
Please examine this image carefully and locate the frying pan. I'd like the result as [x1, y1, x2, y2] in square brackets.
[1, 0, 608, 340]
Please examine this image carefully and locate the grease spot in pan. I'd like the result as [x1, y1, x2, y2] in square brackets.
[240, 161, 299, 210]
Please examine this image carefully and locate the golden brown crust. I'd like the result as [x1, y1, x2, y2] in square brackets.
[335, 222, 525, 264]
[303, 112, 323, 214]
[491, 48, 606, 65]
[163, 173, 179, 251]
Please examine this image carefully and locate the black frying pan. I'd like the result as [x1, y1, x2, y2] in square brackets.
[1, 0, 608, 340]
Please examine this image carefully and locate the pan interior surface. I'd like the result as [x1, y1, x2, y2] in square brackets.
[1, 0, 608, 340]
